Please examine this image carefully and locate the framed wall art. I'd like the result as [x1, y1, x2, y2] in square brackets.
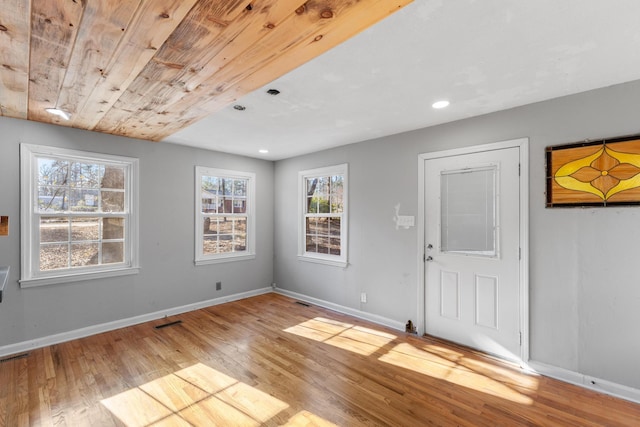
[546, 134, 640, 207]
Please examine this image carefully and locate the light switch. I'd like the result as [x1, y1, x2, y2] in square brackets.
[396, 215, 415, 228]
[0, 216, 7, 236]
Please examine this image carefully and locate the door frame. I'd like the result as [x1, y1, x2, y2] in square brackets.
[417, 138, 530, 364]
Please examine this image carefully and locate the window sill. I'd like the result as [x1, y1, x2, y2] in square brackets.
[297, 255, 348, 268]
[20, 267, 140, 288]
[195, 254, 256, 266]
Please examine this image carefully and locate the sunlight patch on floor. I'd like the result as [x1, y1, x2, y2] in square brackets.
[281, 410, 339, 426]
[101, 362, 289, 426]
[421, 344, 464, 359]
[283, 317, 539, 406]
[421, 343, 539, 389]
[284, 317, 397, 356]
[379, 343, 535, 405]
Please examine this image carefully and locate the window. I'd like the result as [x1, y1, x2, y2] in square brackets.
[20, 144, 139, 287]
[195, 167, 255, 264]
[440, 165, 498, 257]
[299, 164, 348, 267]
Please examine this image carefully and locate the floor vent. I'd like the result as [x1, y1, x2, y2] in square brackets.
[295, 301, 311, 307]
[0, 352, 30, 363]
[154, 320, 183, 329]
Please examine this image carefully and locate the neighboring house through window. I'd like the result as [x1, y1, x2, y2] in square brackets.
[20, 144, 139, 287]
[195, 166, 255, 264]
[299, 164, 348, 267]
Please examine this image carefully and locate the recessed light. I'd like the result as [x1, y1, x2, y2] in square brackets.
[258, 149, 269, 154]
[266, 89, 280, 96]
[233, 104, 246, 111]
[45, 108, 71, 120]
[432, 100, 450, 109]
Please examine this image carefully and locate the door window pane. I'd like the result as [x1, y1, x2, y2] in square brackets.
[441, 166, 497, 257]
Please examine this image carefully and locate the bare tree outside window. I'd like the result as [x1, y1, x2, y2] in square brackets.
[299, 164, 348, 266]
[21, 144, 138, 286]
[38, 158, 126, 271]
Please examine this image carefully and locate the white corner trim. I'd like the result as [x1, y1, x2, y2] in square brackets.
[0, 287, 272, 359]
[527, 360, 640, 404]
[5, 284, 639, 407]
[274, 288, 406, 332]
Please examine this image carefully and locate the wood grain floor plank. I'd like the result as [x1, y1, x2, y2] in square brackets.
[1, 293, 640, 426]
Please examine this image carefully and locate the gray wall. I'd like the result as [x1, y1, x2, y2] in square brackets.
[2, 80, 639, 392]
[274, 80, 640, 390]
[0, 117, 274, 347]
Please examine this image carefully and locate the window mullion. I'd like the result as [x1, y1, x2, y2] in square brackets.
[98, 214, 103, 265]
[66, 217, 72, 269]
[305, 213, 341, 218]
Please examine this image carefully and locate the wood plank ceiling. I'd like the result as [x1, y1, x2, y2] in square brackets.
[0, 0, 412, 142]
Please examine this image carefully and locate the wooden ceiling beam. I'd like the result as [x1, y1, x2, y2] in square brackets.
[0, 0, 30, 119]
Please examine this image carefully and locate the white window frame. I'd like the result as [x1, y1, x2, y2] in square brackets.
[20, 144, 140, 287]
[298, 163, 348, 267]
[195, 166, 256, 265]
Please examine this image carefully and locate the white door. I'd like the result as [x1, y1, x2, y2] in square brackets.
[424, 147, 521, 361]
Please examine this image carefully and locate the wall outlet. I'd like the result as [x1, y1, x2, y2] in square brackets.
[360, 292, 367, 303]
[216, 281, 222, 291]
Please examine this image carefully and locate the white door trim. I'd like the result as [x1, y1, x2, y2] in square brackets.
[417, 138, 530, 364]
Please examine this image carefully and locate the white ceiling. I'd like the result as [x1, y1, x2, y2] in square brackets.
[164, 0, 640, 160]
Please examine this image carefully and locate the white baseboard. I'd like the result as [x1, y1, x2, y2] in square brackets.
[275, 290, 640, 405]
[528, 360, 640, 404]
[0, 287, 272, 359]
[4, 286, 639, 406]
[274, 288, 406, 332]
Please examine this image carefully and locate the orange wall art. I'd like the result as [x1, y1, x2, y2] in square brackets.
[546, 135, 640, 207]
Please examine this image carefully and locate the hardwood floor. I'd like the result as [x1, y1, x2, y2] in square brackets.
[1, 293, 639, 426]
